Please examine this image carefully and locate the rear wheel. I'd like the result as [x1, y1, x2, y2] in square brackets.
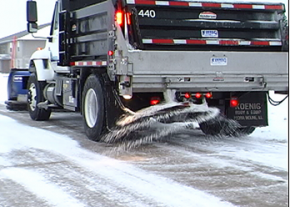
[235, 126, 255, 136]
[82, 74, 105, 141]
[27, 73, 51, 121]
[199, 116, 255, 137]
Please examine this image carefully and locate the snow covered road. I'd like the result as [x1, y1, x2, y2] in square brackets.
[0, 73, 288, 207]
[0, 112, 237, 207]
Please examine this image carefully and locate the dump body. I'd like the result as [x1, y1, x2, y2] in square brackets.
[120, 0, 288, 93]
[60, 0, 288, 94]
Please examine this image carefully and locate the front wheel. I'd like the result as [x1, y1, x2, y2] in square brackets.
[27, 73, 51, 121]
[82, 74, 105, 141]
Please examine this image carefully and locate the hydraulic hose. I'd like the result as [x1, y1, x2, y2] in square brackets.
[267, 92, 288, 106]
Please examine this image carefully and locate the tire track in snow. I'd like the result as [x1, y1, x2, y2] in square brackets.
[137, 135, 288, 207]
[0, 114, 236, 207]
[0, 178, 51, 207]
[1, 168, 87, 207]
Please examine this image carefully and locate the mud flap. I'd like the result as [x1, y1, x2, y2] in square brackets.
[227, 92, 268, 127]
[102, 77, 126, 131]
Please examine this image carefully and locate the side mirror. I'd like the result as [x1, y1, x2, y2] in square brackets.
[26, 1, 38, 33]
[27, 22, 38, 33]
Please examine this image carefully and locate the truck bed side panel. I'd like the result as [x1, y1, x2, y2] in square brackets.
[70, 1, 115, 61]
[128, 51, 288, 92]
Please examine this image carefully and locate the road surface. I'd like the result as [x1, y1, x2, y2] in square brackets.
[0, 104, 288, 207]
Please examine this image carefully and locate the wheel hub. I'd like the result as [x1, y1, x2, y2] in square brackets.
[84, 88, 99, 128]
[28, 83, 37, 111]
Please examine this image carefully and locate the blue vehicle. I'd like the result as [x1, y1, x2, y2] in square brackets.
[5, 68, 31, 110]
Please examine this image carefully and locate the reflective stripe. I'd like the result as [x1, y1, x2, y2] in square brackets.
[252, 5, 265, 9]
[142, 39, 153, 44]
[234, 4, 252, 9]
[173, 39, 187, 44]
[265, 5, 284, 10]
[153, 39, 174, 44]
[71, 61, 107, 66]
[126, 0, 284, 11]
[269, 41, 283, 46]
[169, 1, 189, 6]
[221, 4, 234, 8]
[156, 1, 169, 5]
[188, 2, 202, 7]
[142, 39, 282, 46]
[206, 40, 219, 45]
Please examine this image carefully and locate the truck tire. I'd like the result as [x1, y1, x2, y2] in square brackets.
[82, 74, 105, 141]
[27, 73, 51, 121]
[199, 117, 255, 137]
[234, 126, 256, 136]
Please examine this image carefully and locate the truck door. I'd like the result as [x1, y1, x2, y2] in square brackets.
[47, 2, 59, 62]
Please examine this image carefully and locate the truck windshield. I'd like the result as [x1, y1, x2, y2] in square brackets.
[50, 2, 59, 36]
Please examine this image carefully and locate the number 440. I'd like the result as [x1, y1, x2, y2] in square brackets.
[138, 10, 156, 18]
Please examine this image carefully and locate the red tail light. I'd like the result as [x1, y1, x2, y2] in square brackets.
[108, 50, 114, 56]
[205, 92, 212, 98]
[184, 92, 191, 99]
[195, 93, 202, 99]
[116, 11, 123, 26]
[150, 97, 161, 105]
[230, 97, 239, 107]
[126, 13, 131, 25]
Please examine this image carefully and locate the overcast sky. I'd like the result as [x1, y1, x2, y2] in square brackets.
[0, 0, 288, 39]
[0, 0, 55, 39]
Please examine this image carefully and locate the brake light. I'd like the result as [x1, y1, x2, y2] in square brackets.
[108, 50, 114, 56]
[126, 12, 131, 25]
[205, 92, 212, 98]
[230, 97, 239, 107]
[184, 92, 191, 99]
[195, 93, 202, 99]
[116, 11, 123, 26]
[150, 97, 161, 105]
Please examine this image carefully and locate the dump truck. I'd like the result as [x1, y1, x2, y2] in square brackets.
[9, 0, 288, 141]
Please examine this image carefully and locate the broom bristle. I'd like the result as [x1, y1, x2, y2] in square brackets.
[100, 101, 241, 150]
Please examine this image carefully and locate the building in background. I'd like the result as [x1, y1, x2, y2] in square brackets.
[0, 23, 50, 73]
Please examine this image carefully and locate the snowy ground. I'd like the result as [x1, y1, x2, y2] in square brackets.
[0, 73, 288, 207]
[0, 73, 8, 105]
